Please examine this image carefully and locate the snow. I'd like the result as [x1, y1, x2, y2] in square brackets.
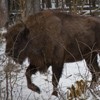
[1, 60, 91, 100]
[0, 29, 100, 100]
[0, 54, 93, 100]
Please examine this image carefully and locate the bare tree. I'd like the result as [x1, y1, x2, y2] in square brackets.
[65, 0, 72, 13]
[25, 0, 41, 18]
[92, 0, 96, 7]
[55, 0, 59, 8]
[41, 0, 45, 9]
[46, 0, 51, 8]
[0, 0, 8, 28]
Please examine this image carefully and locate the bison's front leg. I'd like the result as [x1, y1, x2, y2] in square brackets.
[52, 65, 63, 96]
[52, 64, 63, 96]
[51, 47, 65, 96]
[25, 64, 41, 93]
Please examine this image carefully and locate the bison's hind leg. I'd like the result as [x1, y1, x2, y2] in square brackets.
[25, 64, 41, 93]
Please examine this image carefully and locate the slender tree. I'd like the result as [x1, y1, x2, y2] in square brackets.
[46, 0, 51, 8]
[92, 0, 96, 7]
[0, 0, 8, 28]
[55, 0, 59, 8]
[89, 0, 92, 15]
[25, 0, 41, 17]
[41, 0, 46, 9]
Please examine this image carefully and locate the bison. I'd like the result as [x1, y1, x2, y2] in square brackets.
[5, 10, 100, 96]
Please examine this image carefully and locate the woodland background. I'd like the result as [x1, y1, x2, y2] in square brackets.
[0, 0, 100, 27]
[0, 0, 100, 100]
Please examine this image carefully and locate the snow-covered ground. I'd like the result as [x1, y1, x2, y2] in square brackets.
[0, 58, 92, 100]
[0, 29, 100, 100]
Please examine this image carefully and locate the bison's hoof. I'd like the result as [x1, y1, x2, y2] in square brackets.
[28, 84, 41, 94]
[35, 87, 41, 94]
[52, 91, 58, 97]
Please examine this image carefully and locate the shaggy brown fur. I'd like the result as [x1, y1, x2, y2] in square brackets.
[5, 10, 100, 96]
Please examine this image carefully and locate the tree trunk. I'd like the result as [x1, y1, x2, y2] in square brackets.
[0, 0, 8, 28]
[42, 0, 45, 9]
[61, 0, 64, 9]
[25, 0, 41, 18]
[68, 0, 72, 13]
[55, 0, 59, 8]
[89, 0, 92, 15]
[46, 0, 51, 8]
[98, 0, 100, 8]
[92, 0, 96, 7]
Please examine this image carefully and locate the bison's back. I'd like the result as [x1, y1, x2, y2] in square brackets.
[24, 10, 100, 62]
[25, 10, 97, 43]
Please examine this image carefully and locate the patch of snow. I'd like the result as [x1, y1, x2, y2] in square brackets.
[0, 29, 99, 100]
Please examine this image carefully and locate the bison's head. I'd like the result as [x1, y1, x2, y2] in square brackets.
[5, 23, 30, 64]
